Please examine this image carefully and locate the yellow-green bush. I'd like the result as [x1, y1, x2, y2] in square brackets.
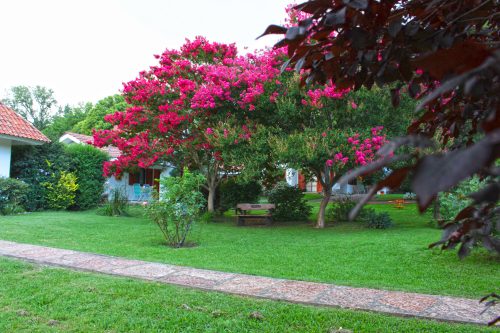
[43, 171, 79, 210]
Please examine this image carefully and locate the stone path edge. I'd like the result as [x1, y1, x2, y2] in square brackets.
[0, 240, 497, 326]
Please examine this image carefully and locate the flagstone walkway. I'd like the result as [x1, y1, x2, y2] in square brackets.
[0, 240, 497, 325]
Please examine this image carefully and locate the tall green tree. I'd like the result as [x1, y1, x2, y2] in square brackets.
[2, 85, 57, 130]
[73, 95, 128, 135]
[43, 103, 92, 141]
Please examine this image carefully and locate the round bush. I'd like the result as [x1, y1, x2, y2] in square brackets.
[267, 182, 311, 221]
[365, 211, 394, 229]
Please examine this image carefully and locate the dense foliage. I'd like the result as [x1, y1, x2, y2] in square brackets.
[146, 168, 206, 247]
[267, 182, 311, 222]
[438, 177, 483, 222]
[72, 95, 128, 135]
[43, 103, 91, 141]
[11, 142, 108, 211]
[65, 144, 109, 210]
[11, 143, 72, 211]
[218, 178, 262, 213]
[42, 170, 79, 210]
[0, 177, 29, 215]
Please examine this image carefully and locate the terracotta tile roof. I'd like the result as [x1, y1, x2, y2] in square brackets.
[0, 104, 50, 143]
[64, 132, 93, 144]
[63, 132, 121, 159]
[100, 145, 121, 159]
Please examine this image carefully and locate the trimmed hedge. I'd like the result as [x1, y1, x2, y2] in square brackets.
[65, 144, 109, 210]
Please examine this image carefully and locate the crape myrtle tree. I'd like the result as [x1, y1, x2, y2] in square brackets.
[263, 73, 386, 228]
[261, 1, 499, 259]
[93, 37, 282, 212]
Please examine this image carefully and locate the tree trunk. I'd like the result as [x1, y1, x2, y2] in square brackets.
[207, 182, 216, 213]
[433, 196, 441, 220]
[316, 187, 332, 229]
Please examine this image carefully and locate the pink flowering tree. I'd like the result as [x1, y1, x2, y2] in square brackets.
[93, 37, 282, 212]
[265, 72, 386, 228]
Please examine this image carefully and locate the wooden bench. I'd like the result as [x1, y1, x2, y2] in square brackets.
[236, 203, 275, 226]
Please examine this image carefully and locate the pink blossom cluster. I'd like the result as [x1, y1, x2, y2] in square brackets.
[323, 128, 386, 169]
[94, 37, 283, 176]
[349, 127, 386, 165]
[284, 3, 312, 27]
[302, 83, 349, 108]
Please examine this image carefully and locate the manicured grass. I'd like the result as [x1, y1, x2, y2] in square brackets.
[373, 193, 406, 201]
[0, 258, 494, 332]
[303, 192, 323, 200]
[0, 205, 498, 298]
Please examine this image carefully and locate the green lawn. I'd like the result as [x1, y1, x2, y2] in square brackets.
[0, 204, 498, 298]
[0, 258, 494, 332]
[373, 193, 406, 201]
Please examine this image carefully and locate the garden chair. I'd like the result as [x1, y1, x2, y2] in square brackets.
[141, 184, 152, 201]
[133, 183, 142, 201]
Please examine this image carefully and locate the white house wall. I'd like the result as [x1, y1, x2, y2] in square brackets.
[0, 138, 12, 178]
[285, 168, 299, 187]
[106, 167, 173, 201]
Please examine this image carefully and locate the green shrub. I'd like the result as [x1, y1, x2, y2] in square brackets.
[218, 178, 262, 213]
[327, 195, 357, 222]
[327, 195, 374, 223]
[43, 170, 79, 210]
[11, 143, 71, 211]
[199, 211, 216, 224]
[97, 187, 129, 217]
[65, 144, 109, 210]
[267, 182, 311, 221]
[0, 177, 29, 215]
[146, 168, 206, 247]
[439, 177, 482, 221]
[365, 211, 394, 229]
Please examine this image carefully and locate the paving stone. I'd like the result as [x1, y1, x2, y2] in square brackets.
[421, 296, 496, 324]
[158, 273, 222, 289]
[10, 247, 77, 262]
[71, 256, 145, 273]
[0, 239, 497, 326]
[213, 275, 282, 296]
[112, 263, 178, 280]
[316, 286, 385, 309]
[261, 280, 331, 302]
[377, 291, 439, 313]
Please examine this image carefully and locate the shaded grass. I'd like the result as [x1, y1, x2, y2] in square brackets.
[0, 258, 495, 332]
[0, 204, 498, 298]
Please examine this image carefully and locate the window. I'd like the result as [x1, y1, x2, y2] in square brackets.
[129, 168, 161, 190]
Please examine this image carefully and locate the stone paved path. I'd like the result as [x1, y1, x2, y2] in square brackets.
[0, 240, 497, 325]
